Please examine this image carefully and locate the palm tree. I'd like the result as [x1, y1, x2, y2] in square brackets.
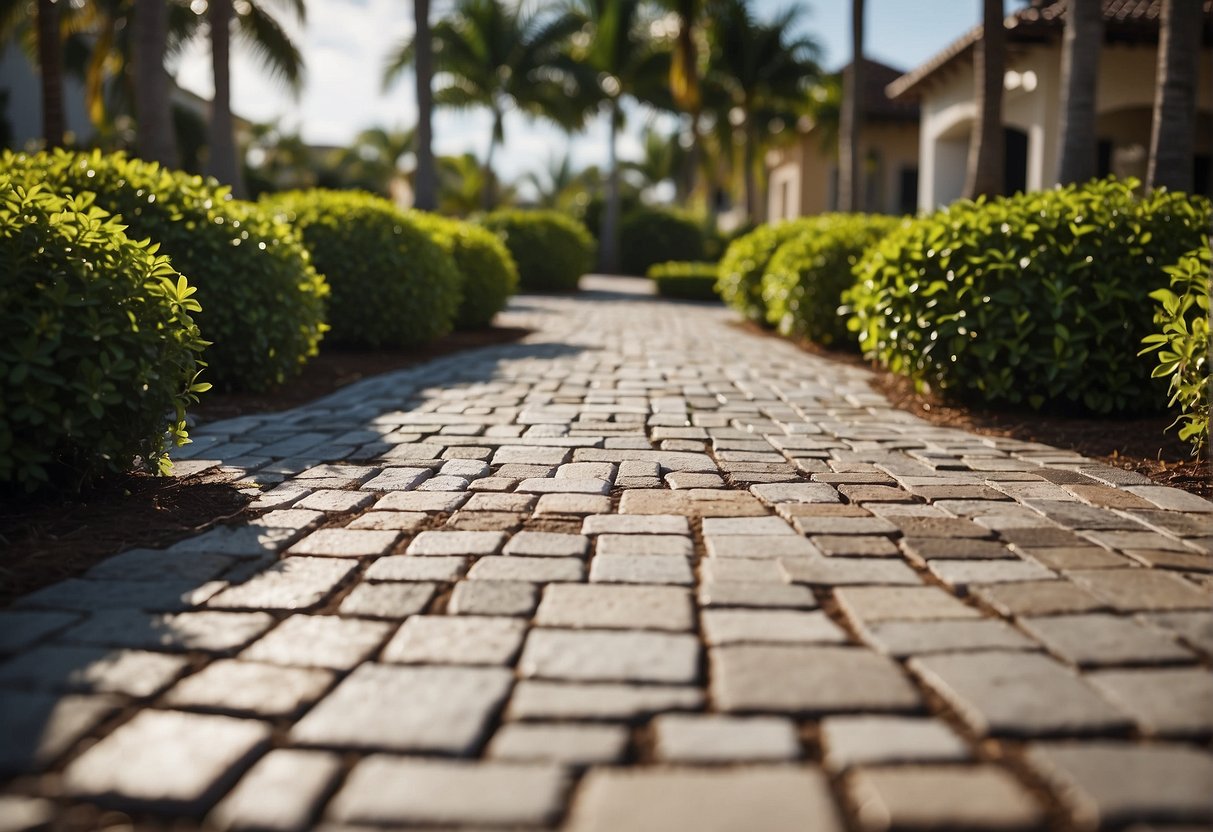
[963, 0, 1004, 198]
[523, 149, 580, 208]
[1056, 0, 1102, 184]
[202, 0, 305, 196]
[384, 0, 586, 210]
[36, 0, 64, 146]
[1147, 0, 1202, 192]
[708, 0, 819, 220]
[412, 0, 436, 210]
[336, 126, 416, 197]
[133, 0, 176, 166]
[838, 0, 863, 211]
[626, 126, 686, 198]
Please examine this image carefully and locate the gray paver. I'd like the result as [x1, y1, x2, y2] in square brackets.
[208, 557, 356, 611]
[61, 710, 271, 812]
[468, 555, 585, 582]
[653, 714, 800, 762]
[57, 610, 275, 653]
[407, 530, 506, 556]
[487, 722, 630, 765]
[1066, 569, 1211, 611]
[597, 533, 695, 557]
[449, 580, 538, 615]
[820, 716, 969, 771]
[381, 615, 527, 665]
[506, 681, 704, 720]
[859, 618, 1037, 657]
[582, 514, 691, 535]
[0, 645, 189, 697]
[565, 767, 843, 832]
[209, 749, 342, 832]
[1018, 613, 1195, 667]
[337, 581, 435, 618]
[240, 615, 392, 670]
[589, 553, 694, 584]
[1084, 667, 1213, 737]
[518, 629, 699, 683]
[701, 609, 846, 645]
[163, 660, 334, 718]
[0, 691, 123, 775]
[364, 555, 466, 582]
[536, 584, 694, 630]
[503, 531, 590, 557]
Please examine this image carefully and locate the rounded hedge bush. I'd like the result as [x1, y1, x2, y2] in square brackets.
[845, 178, 1211, 414]
[647, 261, 720, 300]
[1141, 245, 1211, 453]
[0, 180, 208, 491]
[481, 210, 594, 292]
[407, 211, 519, 329]
[0, 149, 327, 392]
[619, 208, 707, 276]
[716, 218, 816, 323]
[762, 213, 901, 347]
[266, 190, 462, 347]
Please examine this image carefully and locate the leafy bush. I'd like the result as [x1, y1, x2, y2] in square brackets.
[716, 218, 816, 323]
[619, 208, 707, 276]
[647, 261, 720, 300]
[578, 192, 642, 244]
[0, 181, 208, 491]
[846, 178, 1211, 414]
[407, 212, 518, 329]
[0, 149, 327, 392]
[266, 190, 462, 347]
[762, 213, 901, 347]
[1140, 246, 1211, 453]
[481, 210, 594, 292]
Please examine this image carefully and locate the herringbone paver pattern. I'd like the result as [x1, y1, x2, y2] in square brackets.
[2, 277, 1211, 830]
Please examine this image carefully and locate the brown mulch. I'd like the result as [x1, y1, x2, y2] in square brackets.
[737, 322, 1211, 499]
[0, 326, 531, 606]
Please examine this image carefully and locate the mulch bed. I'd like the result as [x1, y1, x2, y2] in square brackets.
[0, 326, 530, 605]
[740, 322, 1211, 499]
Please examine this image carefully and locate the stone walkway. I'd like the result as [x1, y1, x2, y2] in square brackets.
[2, 276, 1212, 831]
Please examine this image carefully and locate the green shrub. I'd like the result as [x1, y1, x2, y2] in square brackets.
[716, 218, 816, 323]
[762, 213, 902, 347]
[266, 190, 462, 347]
[618, 208, 707, 276]
[1140, 245, 1211, 453]
[0, 149, 327, 392]
[481, 210, 594, 291]
[846, 178, 1211, 414]
[578, 192, 642, 243]
[0, 181, 208, 491]
[407, 211, 518, 329]
[647, 261, 720, 300]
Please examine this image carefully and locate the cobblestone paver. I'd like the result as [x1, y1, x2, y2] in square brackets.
[3, 277, 1212, 829]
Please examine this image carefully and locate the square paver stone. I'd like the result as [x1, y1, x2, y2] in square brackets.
[1018, 613, 1195, 668]
[565, 767, 843, 832]
[582, 515, 691, 535]
[596, 534, 694, 557]
[970, 581, 1109, 617]
[1086, 667, 1213, 737]
[61, 710, 271, 812]
[653, 715, 800, 763]
[589, 554, 693, 585]
[381, 615, 527, 665]
[711, 645, 921, 714]
[287, 528, 399, 558]
[781, 557, 921, 586]
[0, 645, 189, 697]
[0, 691, 123, 775]
[57, 610, 275, 654]
[207, 557, 356, 611]
[338, 581, 436, 618]
[373, 491, 468, 512]
[364, 556, 466, 582]
[847, 764, 1044, 832]
[909, 651, 1133, 737]
[518, 629, 699, 683]
[240, 615, 392, 670]
[858, 619, 1037, 658]
[1065, 569, 1211, 611]
[291, 663, 513, 754]
[698, 581, 818, 609]
[503, 531, 590, 558]
[701, 517, 797, 537]
[1026, 742, 1213, 828]
[208, 748, 342, 832]
[468, 556, 585, 582]
[834, 586, 983, 624]
[487, 723, 630, 765]
[449, 580, 538, 616]
[701, 610, 846, 645]
[329, 756, 567, 828]
[536, 584, 694, 631]
[163, 659, 334, 718]
[407, 530, 506, 556]
[706, 536, 822, 559]
[505, 681, 704, 721]
[820, 716, 969, 771]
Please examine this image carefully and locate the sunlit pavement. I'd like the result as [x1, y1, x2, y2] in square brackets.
[2, 275, 1211, 830]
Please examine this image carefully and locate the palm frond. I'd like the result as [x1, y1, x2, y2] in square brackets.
[235, 1, 304, 94]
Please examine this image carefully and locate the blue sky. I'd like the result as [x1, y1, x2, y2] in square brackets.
[174, 1, 989, 183]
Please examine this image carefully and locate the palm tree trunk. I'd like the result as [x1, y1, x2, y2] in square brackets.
[964, 0, 1005, 199]
[412, 0, 437, 211]
[742, 116, 758, 222]
[600, 100, 622, 274]
[207, 0, 244, 196]
[133, 0, 178, 167]
[36, 0, 64, 147]
[1147, 0, 1202, 192]
[838, 0, 864, 212]
[1057, 0, 1102, 184]
[481, 109, 503, 211]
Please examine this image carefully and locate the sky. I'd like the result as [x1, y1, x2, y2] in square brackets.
[172, 1, 991, 184]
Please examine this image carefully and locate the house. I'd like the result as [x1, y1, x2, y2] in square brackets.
[888, 0, 1213, 211]
[765, 59, 921, 222]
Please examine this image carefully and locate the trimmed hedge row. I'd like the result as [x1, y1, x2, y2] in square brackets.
[619, 208, 707, 277]
[481, 210, 594, 292]
[716, 218, 818, 323]
[647, 261, 720, 300]
[408, 212, 519, 329]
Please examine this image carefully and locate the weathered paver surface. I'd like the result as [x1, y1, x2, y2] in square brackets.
[3, 276, 1212, 830]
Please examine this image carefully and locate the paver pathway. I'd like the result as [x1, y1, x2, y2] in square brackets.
[2, 276, 1212, 831]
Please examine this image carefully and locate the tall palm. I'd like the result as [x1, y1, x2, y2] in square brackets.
[336, 126, 416, 196]
[384, 0, 586, 210]
[1147, 0, 1202, 192]
[412, 0, 436, 210]
[1057, 0, 1102, 184]
[708, 0, 819, 221]
[838, 0, 863, 211]
[523, 149, 579, 208]
[202, 0, 305, 196]
[963, 0, 1004, 198]
[133, 0, 176, 165]
[35, 0, 64, 145]
[626, 126, 686, 197]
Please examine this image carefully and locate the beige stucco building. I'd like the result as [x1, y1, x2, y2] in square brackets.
[766, 60, 921, 222]
[888, 0, 1213, 210]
